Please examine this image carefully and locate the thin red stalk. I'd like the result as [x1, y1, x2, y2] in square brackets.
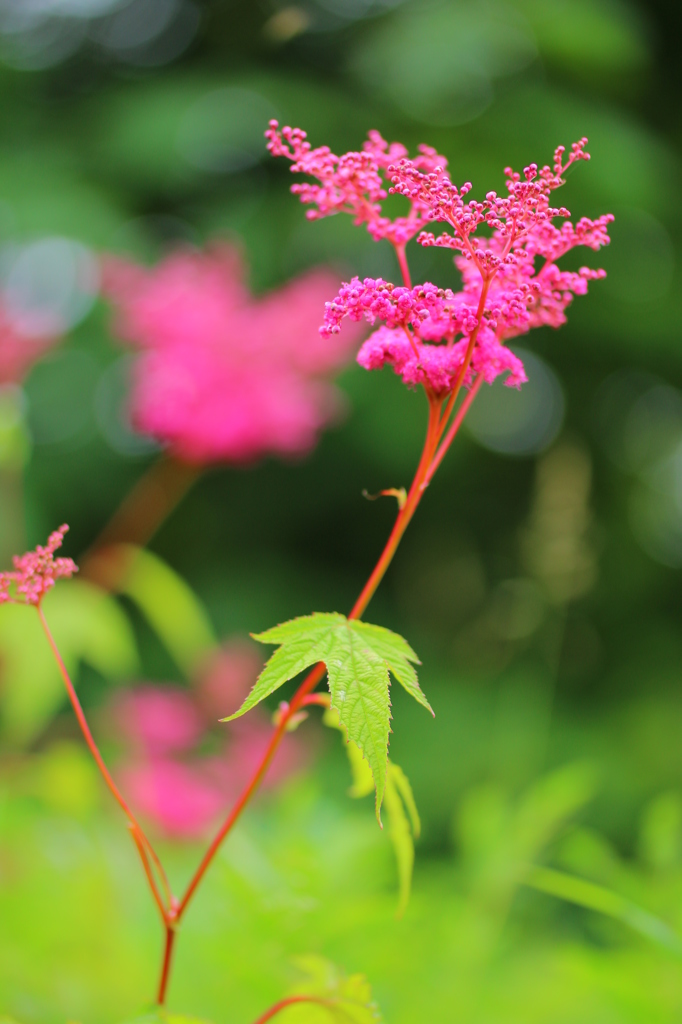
[424, 372, 485, 487]
[438, 277, 490, 420]
[176, 394, 444, 922]
[129, 825, 168, 923]
[176, 663, 326, 920]
[157, 925, 177, 1005]
[169, 262, 491, 983]
[348, 392, 443, 621]
[394, 243, 412, 288]
[36, 605, 172, 907]
[251, 995, 331, 1024]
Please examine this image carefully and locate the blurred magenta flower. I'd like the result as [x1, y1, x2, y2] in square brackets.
[113, 641, 307, 839]
[102, 244, 363, 464]
[0, 306, 59, 385]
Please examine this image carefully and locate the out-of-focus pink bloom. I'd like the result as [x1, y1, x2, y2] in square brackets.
[266, 122, 447, 247]
[102, 244, 363, 465]
[0, 525, 77, 606]
[195, 639, 265, 720]
[0, 305, 58, 385]
[274, 126, 612, 397]
[121, 757, 226, 840]
[113, 641, 308, 839]
[114, 686, 204, 756]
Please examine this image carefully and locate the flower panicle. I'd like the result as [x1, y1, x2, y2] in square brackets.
[268, 123, 612, 399]
[0, 525, 78, 607]
[265, 120, 448, 246]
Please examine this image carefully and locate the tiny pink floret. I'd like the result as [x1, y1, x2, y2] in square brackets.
[0, 525, 78, 606]
[268, 122, 613, 396]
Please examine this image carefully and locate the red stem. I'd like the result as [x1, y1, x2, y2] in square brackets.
[174, 272, 493, 927]
[157, 925, 177, 1005]
[348, 393, 443, 621]
[129, 825, 169, 924]
[394, 243, 412, 288]
[424, 372, 485, 487]
[251, 995, 331, 1024]
[36, 605, 171, 907]
[176, 392, 445, 922]
[176, 662, 326, 919]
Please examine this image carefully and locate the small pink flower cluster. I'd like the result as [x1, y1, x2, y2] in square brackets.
[269, 123, 612, 397]
[103, 245, 362, 464]
[320, 277, 526, 392]
[357, 326, 526, 393]
[0, 525, 78, 606]
[266, 122, 448, 246]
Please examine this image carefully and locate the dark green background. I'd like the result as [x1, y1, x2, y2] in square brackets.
[3, 0, 682, 1019]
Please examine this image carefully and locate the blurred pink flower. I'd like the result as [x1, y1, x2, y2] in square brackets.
[114, 685, 204, 756]
[102, 244, 363, 464]
[0, 305, 58, 385]
[0, 524, 77, 606]
[113, 640, 308, 839]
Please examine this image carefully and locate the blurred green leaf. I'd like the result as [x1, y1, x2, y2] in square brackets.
[26, 740, 100, 818]
[526, 864, 682, 955]
[0, 579, 138, 744]
[0, 146, 125, 246]
[383, 762, 421, 919]
[91, 72, 380, 192]
[516, 0, 650, 76]
[324, 707, 420, 916]
[121, 1011, 212, 1024]
[639, 791, 682, 870]
[289, 955, 383, 1023]
[119, 544, 216, 678]
[350, 0, 537, 126]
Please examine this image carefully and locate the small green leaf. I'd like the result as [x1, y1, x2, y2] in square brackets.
[119, 544, 217, 677]
[525, 865, 682, 956]
[228, 613, 428, 819]
[291, 955, 383, 1023]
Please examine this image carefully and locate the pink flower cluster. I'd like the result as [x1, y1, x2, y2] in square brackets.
[102, 245, 363, 464]
[266, 122, 448, 246]
[0, 525, 78, 606]
[269, 124, 612, 397]
[112, 642, 306, 838]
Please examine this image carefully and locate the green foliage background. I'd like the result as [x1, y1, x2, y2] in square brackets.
[2, 0, 682, 1020]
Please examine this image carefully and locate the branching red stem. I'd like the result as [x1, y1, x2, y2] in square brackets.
[36, 605, 171, 904]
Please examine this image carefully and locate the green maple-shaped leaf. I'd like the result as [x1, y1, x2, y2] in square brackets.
[324, 706, 421, 915]
[223, 612, 432, 818]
